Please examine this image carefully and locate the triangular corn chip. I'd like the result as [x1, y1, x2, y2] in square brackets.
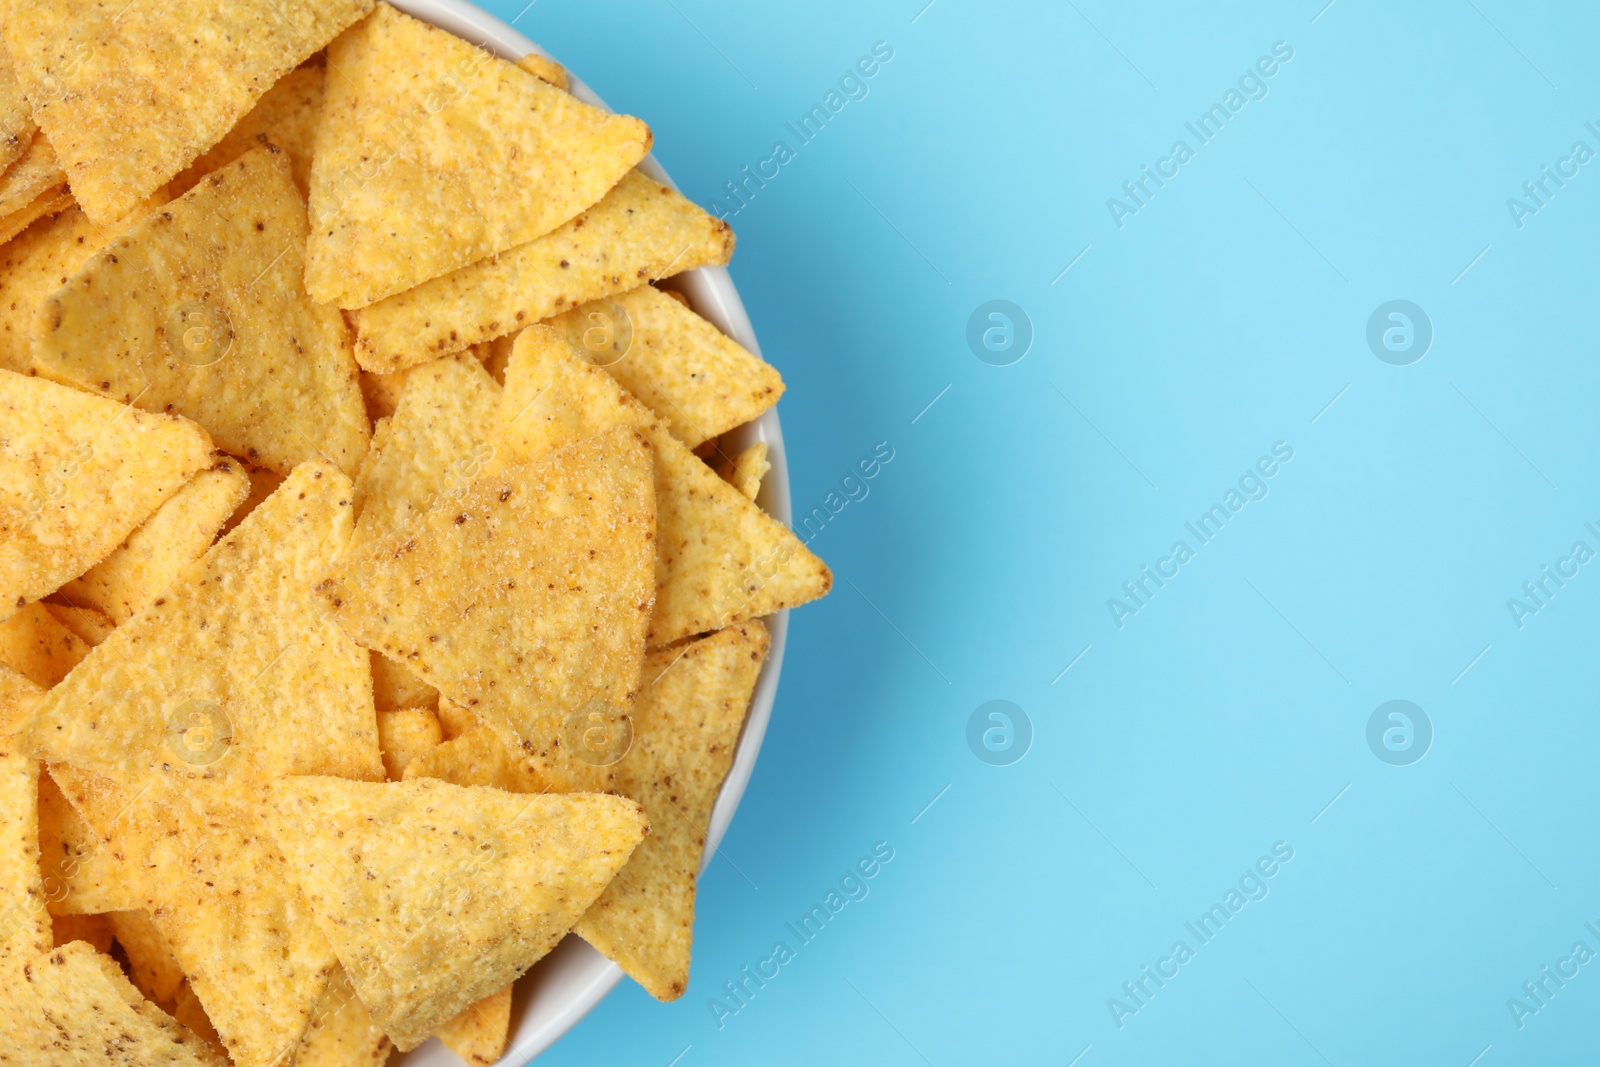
[306, 3, 651, 310]
[22, 941, 227, 1065]
[174, 63, 325, 198]
[436, 985, 512, 1066]
[266, 775, 648, 1050]
[576, 622, 769, 1000]
[16, 462, 383, 786]
[376, 708, 441, 781]
[331, 428, 655, 792]
[40, 603, 114, 647]
[348, 352, 499, 556]
[108, 909, 185, 1008]
[31, 146, 370, 477]
[295, 964, 393, 1067]
[548, 284, 784, 448]
[0, 192, 166, 374]
[0, 369, 213, 624]
[516, 52, 568, 90]
[0, 134, 64, 219]
[221, 461, 285, 535]
[353, 168, 735, 373]
[37, 766, 140, 916]
[498, 327, 830, 645]
[0, 54, 35, 175]
[0, 0, 373, 222]
[717, 440, 770, 501]
[0, 601, 88, 688]
[58, 459, 249, 623]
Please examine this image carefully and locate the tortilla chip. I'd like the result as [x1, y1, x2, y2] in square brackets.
[0, 192, 167, 374]
[331, 429, 655, 793]
[0, 54, 35, 175]
[40, 604, 114, 647]
[51, 911, 112, 952]
[56, 774, 338, 1067]
[371, 651, 438, 713]
[435, 696, 479, 739]
[498, 326, 829, 645]
[436, 985, 512, 1066]
[353, 168, 735, 373]
[0, 680, 48, 982]
[305, 3, 650, 309]
[347, 352, 500, 556]
[0, 371, 212, 623]
[717, 440, 770, 501]
[23, 941, 227, 1065]
[0, 188, 72, 245]
[548, 285, 783, 448]
[377, 708, 442, 781]
[576, 622, 768, 999]
[0, 134, 64, 219]
[0, 601, 89, 688]
[109, 909, 185, 1007]
[58, 459, 249, 623]
[402, 723, 544, 794]
[220, 461, 285, 535]
[516, 52, 568, 90]
[31, 146, 370, 478]
[296, 964, 393, 1067]
[359, 343, 495, 421]
[16, 462, 383, 787]
[0, 0, 373, 222]
[266, 775, 648, 1050]
[173, 63, 325, 197]
[37, 766, 140, 916]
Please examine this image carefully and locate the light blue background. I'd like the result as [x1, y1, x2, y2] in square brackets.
[492, 1, 1600, 1063]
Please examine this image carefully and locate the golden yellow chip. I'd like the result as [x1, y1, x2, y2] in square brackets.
[40, 603, 115, 647]
[0, 189, 73, 246]
[0, 371, 211, 624]
[295, 964, 394, 1067]
[402, 723, 545, 793]
[32, 146, 371, 478]
[548, 284, 784, 448]
[576, 622, 768, 999]
[266, 775, 648, 1050]
[0, 192, 167, 374]
[173, 63, 325, 198]
[717, 440, 770, 501]
[0, 52, 36, 175]
[353, 168, 735, 373]
[51, 911, 113, 953]
[371, 651, 438, 713]
[306, 3, 650, 310]
[37, 766, 141, 916]
[436, 984, 512, 1066]
[58, 459, 249, 624]
[23, 941, 228, 1065]
[109, 909, 185, 1008]
[0, 134, 64, 219]
[16, 462, 383, 787]
[0, 0, 373, 222]
[348, 352, 500, 558]
[173, 982, 228, 1059]
[516, 52, 568, 90]
[332, 429, 655, 792]
[498, 327, 830, 645]
[0, 601, 89, 688]
[377, 707, 442, 781]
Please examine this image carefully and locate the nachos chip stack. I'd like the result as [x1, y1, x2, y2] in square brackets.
[0, 1, 829, 1063]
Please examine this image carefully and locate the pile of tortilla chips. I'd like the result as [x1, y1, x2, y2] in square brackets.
[0, 2, 829, 1063]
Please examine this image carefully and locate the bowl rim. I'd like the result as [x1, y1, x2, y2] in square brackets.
[380, 1, 790, 1063]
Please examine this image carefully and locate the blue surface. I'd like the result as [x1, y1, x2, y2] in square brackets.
[492, 1, 1600, 1063]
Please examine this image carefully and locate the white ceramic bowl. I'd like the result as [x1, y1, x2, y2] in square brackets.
[383, 1, 790, 1062]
